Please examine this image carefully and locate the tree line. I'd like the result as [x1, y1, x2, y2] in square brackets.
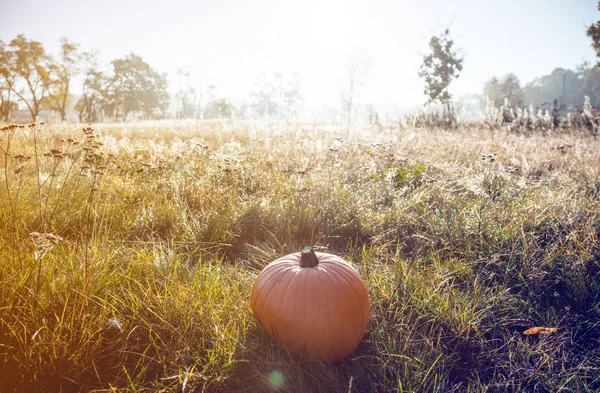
[482, 65, 600, 111]
[0, 35, 170, 122]
[0, 35, 304, 122]
[422, 3, 600, 119]
[2, 5, 600, 124]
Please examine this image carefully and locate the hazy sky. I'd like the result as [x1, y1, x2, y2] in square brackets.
[0, 0, 598, 112]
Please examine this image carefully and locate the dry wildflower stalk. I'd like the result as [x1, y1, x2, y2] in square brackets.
[43, 149, 67, 159]
[30, 232, 63, 261]
[77, 126, 114, 281]
[1, 124, 27, 263]
[12, 154, 32, 174]
[30, 231, 63, 295]
[0, 124, 25, 132]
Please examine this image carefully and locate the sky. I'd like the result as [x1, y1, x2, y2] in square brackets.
[0, 0, 598, 113]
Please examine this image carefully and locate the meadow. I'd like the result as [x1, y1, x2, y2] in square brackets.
[0, 120, 599, 392]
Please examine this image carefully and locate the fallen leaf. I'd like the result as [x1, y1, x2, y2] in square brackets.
[523, 327, 559, 335]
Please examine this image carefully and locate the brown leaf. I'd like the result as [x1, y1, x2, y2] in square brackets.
[523, 327, 559, 335]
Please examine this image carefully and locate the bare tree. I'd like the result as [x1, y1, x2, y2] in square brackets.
[340, 51, 372, 122]
[250, 74, 278, 117]
[76, 51, 104, 122]
[280, 73, 302, 119]
[174, 68, 202, 119]
[250, 73, 302, 119]
[202, 84, 217, 119]
[46, 38, 81, 121]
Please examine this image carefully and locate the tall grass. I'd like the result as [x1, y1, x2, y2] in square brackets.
[1, 120, 599, 392]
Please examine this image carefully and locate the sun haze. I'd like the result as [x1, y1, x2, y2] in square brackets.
[2, 2, 600, 392]
[0, 0, 598, 115]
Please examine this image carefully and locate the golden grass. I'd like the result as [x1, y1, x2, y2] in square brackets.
[1, 119, 599, 392]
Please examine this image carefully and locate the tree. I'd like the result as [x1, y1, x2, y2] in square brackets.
[76, 51, 105, 122]
[204, 98, 234, 119]
[419, 29, 464, 117]
[174, 68, 202, 119]
[0, 40, 17, 121]
[523, 68, 585, 108]
[100, 53, 169, 120]
[250, 73, 302, 119]
[251, 74, 278, 117]
[340, 52, 372, 121]
[46, 38, 81, 121]
[202, 84, 216, 119]
[581, 66, 600, 106]
[8, 35, 55, 121]
[280, 73, 302, 119]
[483, 73, 524, 107]
[587, 2, 600, 66]
[483, 76, 501, 106]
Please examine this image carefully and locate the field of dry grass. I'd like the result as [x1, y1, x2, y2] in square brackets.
[1, 120, 599, 392]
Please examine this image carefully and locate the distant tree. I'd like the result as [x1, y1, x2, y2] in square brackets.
[455, 93, 484, 114]
[419, 29, 464, 117]
[100, 53, 169, 119]
[587, 2, 600, 66]
[280, 73, 302, 118]
[483, 73, 524, 107]
[76, 51, 105, 122]
[250, 73, 302, 118]
[340, 52, 372, 121]
[251, 75, 277, 117]
[203, 84, 216, 119]
[234, 99, 250, 119]
[8, 35, 55, 121]
[0, 40, 17, 121]
[483, 77, 501, 106]
[204, 98, 234, 119]
[523, 68, 585, 108]
[46, 38, 81, 121]
[174, 68, 201, 119]
[582, 66, 600, 106]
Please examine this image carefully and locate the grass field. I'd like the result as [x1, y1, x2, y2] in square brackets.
[0, 120, 599, 392]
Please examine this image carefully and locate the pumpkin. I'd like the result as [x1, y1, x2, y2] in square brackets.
[250, 247, 370, 363]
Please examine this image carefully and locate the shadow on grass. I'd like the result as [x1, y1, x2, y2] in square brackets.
[224, 324, 386, 393]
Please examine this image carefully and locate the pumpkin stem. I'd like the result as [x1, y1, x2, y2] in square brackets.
[300, 246, 319, 267]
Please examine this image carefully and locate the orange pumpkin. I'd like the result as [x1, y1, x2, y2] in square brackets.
[250, 247, 370, 363]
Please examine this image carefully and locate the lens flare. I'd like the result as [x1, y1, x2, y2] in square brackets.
[268, 370, 285, 388]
